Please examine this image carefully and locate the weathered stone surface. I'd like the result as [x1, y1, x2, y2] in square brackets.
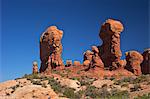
[83, 46, 104, 70]
[91, 46, 104, 68]
[125, 51, 143, 76]
[66, 60, 72, 67]
[73, 61, 81, 66]
[32, 61, 38, 74]
[83, 60, 90, 67]
[112, 59, 127, 69]
[40, 26, 64, 73]
[98, 19, 123, 70]
[141, 48, 150, 74]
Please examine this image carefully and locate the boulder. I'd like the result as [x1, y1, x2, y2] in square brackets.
[125, 51, 143, 76]
[73, 61, 81, 66]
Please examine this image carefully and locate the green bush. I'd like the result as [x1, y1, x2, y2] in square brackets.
[62, 87, 75, 98]
[48, 77, 62, 93]
[23, 73, 41, 80]
[130, 84, 141, 92]
[134, 93, 150, 99]
[110, 90, 129, 99]
[41, 83, 47, 88]
[79, 76, 95, 86]
[31, 80, 42, 85]
[85, 86, 99, 98]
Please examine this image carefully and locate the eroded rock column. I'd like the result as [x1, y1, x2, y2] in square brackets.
[99, 19, 124, 70]
[40, 26, 64, 73]
[141, 48, 150, 74]
[83, 46, 104, 70]
[32, 61, 38, 74]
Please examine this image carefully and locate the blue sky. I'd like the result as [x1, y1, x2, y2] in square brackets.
[1, 0, 149, 82]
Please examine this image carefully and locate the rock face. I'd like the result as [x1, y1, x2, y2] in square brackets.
[141, 48, 150, 74]
[125, 51, 143, 76]
[0, 79, 58, 99]
[40, 26, 64, 73]
[32, 61, 38, 74]
[98, 19, 124, 70]
[83, 46, 104, 70]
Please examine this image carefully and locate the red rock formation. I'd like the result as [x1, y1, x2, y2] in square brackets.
[32, 61, 38, 74]
[91, 46, 104, 69]
[40, 26, 64, 73]
[98, 19, 123, 70]
[125, 51, 143, 76]
[141, 48, 150, 74]
[66, 60, 72, 67]
[83, 46, 104, 70]
[73, 61, 81, 66]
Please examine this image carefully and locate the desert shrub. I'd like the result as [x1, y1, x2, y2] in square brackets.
[79, 76, 95, 86]
[23, 73, 41, 80]
[74, 90, 85, 98]
[77, 70, 81, 74]
[121, 83, 129, 87]
[65, 68, 71, 73]
[109, 90, 129, 99]
[41, 82, 47, 88]
[85, 86, 110, 98]
[85, 86, 99, 98]
[134, 93, 150, 99]
[51, 70, 60, 75]
[48, 77, 62, 93]
[71, 77, 80, 81]
[114, 79, 122, 85]
[62, 87, 75, 98]
[114, 77, 134, 85]
[31, 80, 42, 85]
[103, 75, 108, 80]
[80, 80, 91, 86]
[130, 84, 141, 92]
[11, 84, 19, 91]
[133, 75, 148, 84]
[109, 77, 115, 81]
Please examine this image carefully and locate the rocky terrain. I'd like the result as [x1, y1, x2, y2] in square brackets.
[0, 74, 150, 99]
[0, 19, 150, 99]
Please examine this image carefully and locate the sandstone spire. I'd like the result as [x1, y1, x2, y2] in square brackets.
[98, 19, 124, 70]
[40, 26, 64, 73]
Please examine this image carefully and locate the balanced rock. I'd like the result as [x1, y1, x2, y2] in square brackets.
[98, 19, 123, 70]
[66, 60, 72, 67]
[91, 46, 104, 68]
[83, 46, 104, 70]
[40, 26, 64, 73]
[141, 48, 150, 74]
[32, 61, 38, 74]
[125, 51, 143, 76]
